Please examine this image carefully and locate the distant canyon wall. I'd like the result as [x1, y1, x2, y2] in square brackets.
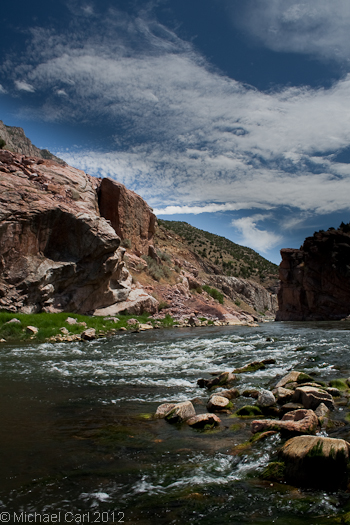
[276, 228, 350, 321]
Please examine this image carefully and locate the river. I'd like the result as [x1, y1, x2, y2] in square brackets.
[1, 322, 350, 524]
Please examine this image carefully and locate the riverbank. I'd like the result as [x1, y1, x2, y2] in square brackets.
[0, 311, 258, 344]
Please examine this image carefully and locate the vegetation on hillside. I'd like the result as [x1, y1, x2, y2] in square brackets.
[158, 219, 278, 283]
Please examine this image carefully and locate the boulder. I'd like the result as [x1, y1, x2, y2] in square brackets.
[292, 386, 334, 410]
[273, 387, 294, 405]
[207, 395, 232, 412]
[65, 317, 78, 325]
[186, 413, 221, 429]
[275, 371, 312, 388]
[26, 325, 38, 334]
[216, 388, 240, 400]
[197, 371, 236, 390]
[164, 401, 196, 423]
[155, 403, 176, 418]
[233, 360, 274, 374]
[279, 435, 350, 489]
[251, 409, 318, 435]
[242, 389, 259, 399]
[81, 328, 96, 341]
[314, 402, 329, 424]
[257, 389, 276, 407]
[5, 318, 21, 324]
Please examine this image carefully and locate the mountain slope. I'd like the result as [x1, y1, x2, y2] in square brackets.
[0, 120, 65, 165]
[158, 219, 278, 290]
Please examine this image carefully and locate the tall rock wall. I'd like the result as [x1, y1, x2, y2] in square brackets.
[98, 177, 156, 255]
[276, 229, 350, 321]
[0, 150, 156, 314]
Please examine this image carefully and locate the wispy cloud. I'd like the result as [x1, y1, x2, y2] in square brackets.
[0, 84, 6, 94]
[234, 0, 350, 62]
[14, 80, 35, 93]
[231, 215, 283, 253]
[1, 5, 350, 255]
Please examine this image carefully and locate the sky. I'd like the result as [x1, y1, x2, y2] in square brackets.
[1, 0, 350, 264]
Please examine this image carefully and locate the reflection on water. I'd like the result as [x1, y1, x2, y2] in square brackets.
[1, 322, 350, 523]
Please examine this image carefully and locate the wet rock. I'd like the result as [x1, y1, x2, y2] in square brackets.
[272, 387, 294, 405]
[186, 413, 221, 429]
[292, 386, 334, 410]
[242, 389, 259, 399]
[326, 387, 341, 397]
[155, 403, 176, 418]
[275, 371, 312, 388]
[216, 388, 240, 400]
[81, 328, 96, 341]
[279, 435, 350, 489]
[164, 401, 196, 423]
[207, 395, 232, 412]
[257, 389, 276, 408]
[233, 360, 274, 374]
[314, 402, 329, 424]
[197, 371, 236, 391]
[139, 323, 153, 331]
[280, 402, 304, 415]
[251, 409, 318, 435]
[26, 325, 38, 334]
[236, 405, 263, 417]
[261, 462, 285, 482]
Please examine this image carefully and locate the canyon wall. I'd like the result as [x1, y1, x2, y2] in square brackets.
[276, 228, 350, 321]
[0, 149, 156, 314]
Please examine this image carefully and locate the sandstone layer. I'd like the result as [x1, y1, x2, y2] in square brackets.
[277, 228, 350, 321]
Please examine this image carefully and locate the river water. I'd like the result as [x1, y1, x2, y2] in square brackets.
[1, 322, 350, 524]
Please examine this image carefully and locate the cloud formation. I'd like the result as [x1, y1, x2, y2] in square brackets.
[235, 0, 350, 62]
[231, 215, 283, 253]
[2, 3, 350, 253]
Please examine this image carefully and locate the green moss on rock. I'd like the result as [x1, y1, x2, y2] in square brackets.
[261, 462, 285, 481]
[235, 405, 263, 417]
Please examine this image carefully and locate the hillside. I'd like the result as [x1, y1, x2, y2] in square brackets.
[158, 220, 278, 290]
[0, 120, 65, 165]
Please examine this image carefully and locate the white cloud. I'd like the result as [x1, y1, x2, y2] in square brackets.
[0, 84, 6, 94]
[234, 0, 350, 62]
[14, 80, 35, 92]
[2, 8, 350, 228]
[231, 215, 283, 253]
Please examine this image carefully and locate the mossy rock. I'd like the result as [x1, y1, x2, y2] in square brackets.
[261, 461, 285, 482]
[329, 378, 349, 391]
[296, 372, 314, 384]
[235, 405, 263, 417]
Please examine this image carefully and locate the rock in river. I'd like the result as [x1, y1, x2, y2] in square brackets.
[279, 435, 350, 489]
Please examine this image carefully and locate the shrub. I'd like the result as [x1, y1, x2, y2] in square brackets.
[202, 285, 224, 304]
[120, 238, 132, 248]
[0, 138, 6, 149]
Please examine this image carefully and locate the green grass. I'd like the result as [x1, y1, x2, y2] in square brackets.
[0, 311, 175, 343]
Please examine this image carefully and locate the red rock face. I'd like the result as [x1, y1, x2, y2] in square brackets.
[0, 151, 133, 313]
[99, 177, 156, 255]
[276, 229, 350, 320]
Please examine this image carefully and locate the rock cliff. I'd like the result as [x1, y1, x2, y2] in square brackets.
[0, 120, 65, 165]
[0, 149, 156, 314]
[276, 227, 350, 321]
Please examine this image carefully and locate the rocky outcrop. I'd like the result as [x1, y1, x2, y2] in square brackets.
[210, 275, 277, 315]
[0, 120, 65, 165]
[277, 228, 350, 320]
[98, 177, 156, 255]
[0, 149, 157, 314]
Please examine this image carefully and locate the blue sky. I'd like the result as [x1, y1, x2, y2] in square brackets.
[1, 0, 350, 264]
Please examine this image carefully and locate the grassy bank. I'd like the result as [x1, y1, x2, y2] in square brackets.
[0, 311, 175, 343]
